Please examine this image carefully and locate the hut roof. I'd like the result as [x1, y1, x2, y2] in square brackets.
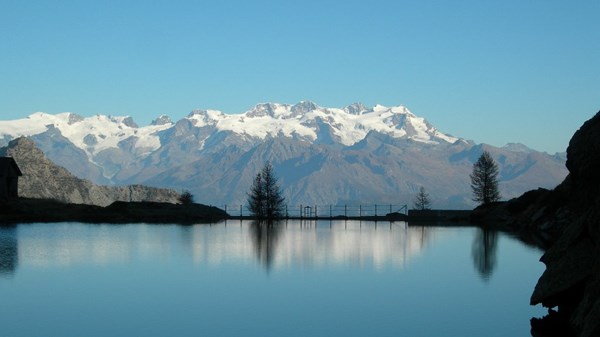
[0, 157, 22, 177]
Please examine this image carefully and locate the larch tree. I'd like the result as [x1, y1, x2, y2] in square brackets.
[247, 162, 286, 219]
[470, 151, 501, 205]
[413, 186, 432, 210]
[247, 173, 265, 217]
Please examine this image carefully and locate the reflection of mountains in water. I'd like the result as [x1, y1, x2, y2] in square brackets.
[250, 221, 431, 270]
[11, 221, 436, 270]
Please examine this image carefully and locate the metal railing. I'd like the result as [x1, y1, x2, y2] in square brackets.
[221, 204, 408, 218]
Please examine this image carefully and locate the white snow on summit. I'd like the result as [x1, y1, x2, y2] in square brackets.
[192, 101, 458, 146]
[0, 102, 458, 157]
[0, 112, 171, 156]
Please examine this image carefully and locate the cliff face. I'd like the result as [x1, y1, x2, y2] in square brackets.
[529, 111, 600, 337]
[0, 137, 180, 206]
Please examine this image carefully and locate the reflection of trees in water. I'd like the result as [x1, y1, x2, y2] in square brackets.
[249, 220, 282, 271]
[412, 226, 430, 249]
[0, 226, 18, 277]
[177, 224, 194, 253]
[472, 228, 498, 281]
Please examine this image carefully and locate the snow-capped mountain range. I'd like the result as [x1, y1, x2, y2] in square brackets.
[1, 101, 458, 158]
[0, 101, 567, 208]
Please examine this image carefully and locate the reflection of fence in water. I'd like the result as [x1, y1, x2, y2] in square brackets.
[222, 204, 408, 218]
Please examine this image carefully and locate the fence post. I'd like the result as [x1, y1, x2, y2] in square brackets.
[300, 204, 303, 219]
[225, 205, 227, 215]
[359, 205, 362, 217]
[240, 205, 242, 217]
[330, 205, 332, 218]
[345, 204, 347, 217]
[315, 205, 318, 218]
[285, 204, 288, 218]
[375, 204, 377, 216]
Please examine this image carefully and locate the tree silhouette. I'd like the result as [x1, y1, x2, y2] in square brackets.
[178, 190, 194, 205]
[470, 151, 501, 205]
[413, 186, 432, 210]
[247, 162, 286, 219]
[248, 173, 265, 217]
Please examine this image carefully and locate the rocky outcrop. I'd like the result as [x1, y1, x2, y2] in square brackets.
[0, 137, 180, 206]
[528, 111, 600, 337]
[473, 112, 600, 337]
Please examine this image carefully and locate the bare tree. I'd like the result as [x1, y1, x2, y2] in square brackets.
[470, 151, 501, 205]
[413, 186, 432, 210]
[247, 162, 286, 219]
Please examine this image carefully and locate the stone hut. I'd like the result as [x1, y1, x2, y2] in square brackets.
[0, 157, 22, 199]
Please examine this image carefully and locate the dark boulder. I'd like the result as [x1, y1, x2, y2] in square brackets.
[529, 111, 600, 337]
[471, 111, 600, 337]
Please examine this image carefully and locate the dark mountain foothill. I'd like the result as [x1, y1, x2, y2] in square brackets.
[0, 137, 227, 224]
[471, 111, 600, 337]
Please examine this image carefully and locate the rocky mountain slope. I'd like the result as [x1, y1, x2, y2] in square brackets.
[0, 102, 568, 208]
[0, 138, 180, 206]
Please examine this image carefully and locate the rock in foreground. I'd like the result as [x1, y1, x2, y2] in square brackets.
[529, 111, 600, 337]
[473, 111, 600, 337]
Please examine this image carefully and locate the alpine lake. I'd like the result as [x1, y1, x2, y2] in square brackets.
[0, 220, 546, 337]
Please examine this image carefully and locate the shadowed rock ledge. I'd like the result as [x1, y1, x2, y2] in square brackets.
[472, 111, 600, 337]
[1, 198, 228, 224]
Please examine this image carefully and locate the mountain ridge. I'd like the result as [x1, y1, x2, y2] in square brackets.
[0, 102, 568, 208]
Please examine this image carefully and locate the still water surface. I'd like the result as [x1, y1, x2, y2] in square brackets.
[0, 221, 545, 337]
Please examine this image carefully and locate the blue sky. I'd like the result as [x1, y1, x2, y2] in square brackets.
[1, 0, 598, 153]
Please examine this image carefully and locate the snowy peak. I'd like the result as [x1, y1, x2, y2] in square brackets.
[0, 102, 567, 209]
[344, 102, 368, 115]
[0, 111, 171, 157]
[178, 101, 457, 145]
[291, 100, 319, 115]
[246, 103, 290, 118]
[0, 101, 459, 158]
[120, 116, 138, 128]
[187, 109, 225, 127]
[151, 115, 173, 126]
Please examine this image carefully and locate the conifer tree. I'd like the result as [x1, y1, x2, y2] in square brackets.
[413, 186, 432, 210]
[247, 162, 286, 219]
[470, 151, 501, 205]
[248, 173, 265, 217]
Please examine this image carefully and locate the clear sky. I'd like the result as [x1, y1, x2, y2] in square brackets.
[1, 0, 598, 153]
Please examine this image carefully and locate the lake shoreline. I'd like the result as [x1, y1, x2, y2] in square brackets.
[1, 198, 229, 224]
[3, 198, 485, 225]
